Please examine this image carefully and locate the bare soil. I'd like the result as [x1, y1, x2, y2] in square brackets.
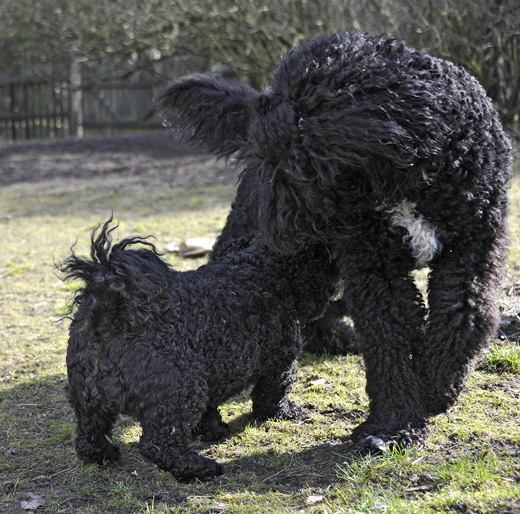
[0, 130, 237, 189]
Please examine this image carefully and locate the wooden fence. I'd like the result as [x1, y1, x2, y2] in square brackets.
[0, 79, 165, 142]
[0, 80, 69, 140]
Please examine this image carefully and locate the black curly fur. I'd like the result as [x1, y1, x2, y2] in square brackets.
[155, 74, 258, 159]
[155, 32, 513, 452]
[59, 220, 339, 481]
[209, 165, 358, 355]
[156, 82, 358, 356]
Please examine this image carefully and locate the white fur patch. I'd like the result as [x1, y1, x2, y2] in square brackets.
[385, 200, 441, 268]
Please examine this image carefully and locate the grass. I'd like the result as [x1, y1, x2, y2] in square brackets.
[484, 342, 520, 374]
[0, 147, 519, 513]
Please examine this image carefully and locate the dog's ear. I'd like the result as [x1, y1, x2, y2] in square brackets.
[154, 74, 260, 158]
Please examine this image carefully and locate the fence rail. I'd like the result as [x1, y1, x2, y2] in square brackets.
[0, 79, 164, 142]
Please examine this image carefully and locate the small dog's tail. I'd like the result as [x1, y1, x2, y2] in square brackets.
[59, 218, 172, 320]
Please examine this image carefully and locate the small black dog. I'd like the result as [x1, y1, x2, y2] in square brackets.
[60, 220, 341, 481]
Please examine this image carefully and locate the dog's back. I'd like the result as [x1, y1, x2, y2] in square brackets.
[61, 220, 336, 403]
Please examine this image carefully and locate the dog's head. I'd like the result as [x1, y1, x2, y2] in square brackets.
[212, 231, 343, 321]
[155, 75, 351, 254]
[155, 34, 439, 253]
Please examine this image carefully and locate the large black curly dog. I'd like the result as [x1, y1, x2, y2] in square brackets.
[60, 220, 341, 481]
[155, 32, 513, 451]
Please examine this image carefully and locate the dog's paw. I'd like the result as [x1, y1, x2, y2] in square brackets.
[175, 460, 224, 483]
[351, 419, 427, 454]
[356, 435, 389, 454]
[193, 410, 231, 442]
[354, 432, 423, 454]
[198, 462, 225, 482]
[76, 441, 121, 465]
[103, 442, 122, 463]
[194, 422, 231, 442]
[275, 399, 302, 420]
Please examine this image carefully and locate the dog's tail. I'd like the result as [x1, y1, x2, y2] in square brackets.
[59, 218, 173, 321]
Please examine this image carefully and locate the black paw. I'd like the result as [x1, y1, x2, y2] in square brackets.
[103, 442, 122, 462]
[355, 435, 391, 454]
[194, 422, 231, 442]
[254, 399, 303, 421]
[176, 461, 224, 483]
[276, 399, 303, 420]
[352, 421, 427, 454]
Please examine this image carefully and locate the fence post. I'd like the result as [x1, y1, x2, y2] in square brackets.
[9, 83, 16, 140]
[68, 61, 84, 138]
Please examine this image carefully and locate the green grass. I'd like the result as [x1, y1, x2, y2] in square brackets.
[484, 342, 520, 374]
[0, 151, 519, 513]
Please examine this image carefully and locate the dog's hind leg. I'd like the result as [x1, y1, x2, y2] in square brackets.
[72, 402, 121, 465]
[67, 357, 121, 465]
[421, 230, 508, 416]
[139, 419, 224, 482]
[251, 355, 302, 421]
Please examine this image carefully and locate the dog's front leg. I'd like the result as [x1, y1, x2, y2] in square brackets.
[345, 268, 429, 452]
[192, 406, 231, 442]
[251, 353, 302, 421]
[139, 421, 224, 482]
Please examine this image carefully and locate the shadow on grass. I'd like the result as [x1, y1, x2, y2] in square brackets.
[3, 371, 519, 513]
[0, 374, 363, 513]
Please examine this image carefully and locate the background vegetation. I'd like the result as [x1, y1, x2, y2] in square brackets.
[1, 0, 519, 128]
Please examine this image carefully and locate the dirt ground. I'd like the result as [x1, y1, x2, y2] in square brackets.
[0, 130, 237, 189]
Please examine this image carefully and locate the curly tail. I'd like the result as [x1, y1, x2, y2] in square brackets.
[58, 218, 171, 319]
